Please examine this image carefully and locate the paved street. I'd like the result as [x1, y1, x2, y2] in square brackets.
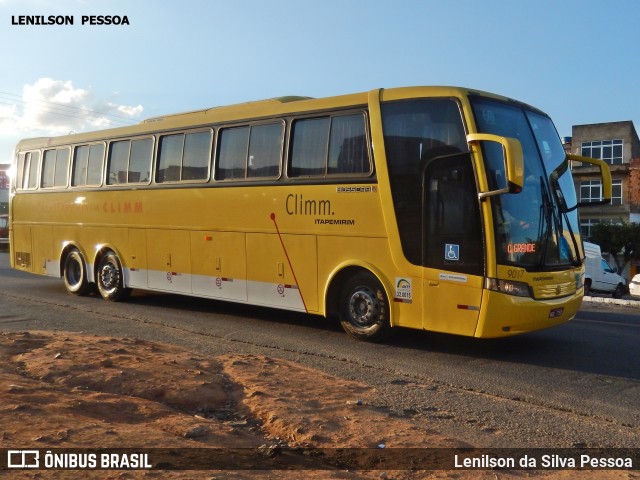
[1, 252, 639, 448]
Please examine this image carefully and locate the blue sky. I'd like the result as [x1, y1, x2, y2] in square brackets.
[1, 0, 639, 166]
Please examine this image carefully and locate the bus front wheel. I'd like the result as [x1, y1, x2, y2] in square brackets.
[339, 272, 391, 342]
[96, 251, 131, 302]
[63, 249, 91, 296]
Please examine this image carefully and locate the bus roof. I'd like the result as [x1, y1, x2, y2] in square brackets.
[141, 96, 315, 124]
[14, 86, 537, 151]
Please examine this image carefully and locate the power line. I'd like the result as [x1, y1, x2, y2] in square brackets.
[0, 99, 135, 127]
[0, 91, 140, 126]
[0, 99, 136, 127]
[0, 91, 140, 123]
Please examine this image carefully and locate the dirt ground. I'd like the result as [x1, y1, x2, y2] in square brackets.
[0, 331, 634, 479]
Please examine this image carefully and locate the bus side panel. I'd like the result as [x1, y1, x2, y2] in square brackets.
[191, 231, 247, 302]
[127, 228, 148, 288]
[146, 229, 192, 293]
[11, 224, 32, 272]
[246, 233, 317, 313]
[422, 274, 483, 336]
[31, 225, 55, 276]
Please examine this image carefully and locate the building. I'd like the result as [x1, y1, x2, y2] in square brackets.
[569, 121, 640, 236]
[568, 120, 640, 277]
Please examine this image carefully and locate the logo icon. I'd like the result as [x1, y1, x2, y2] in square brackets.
[394, 277, 413, 303]
[8, 450, 40, 469]
[445, 244, 460, 261]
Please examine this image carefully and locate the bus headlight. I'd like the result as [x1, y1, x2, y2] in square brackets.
[485, 278, 531, 298]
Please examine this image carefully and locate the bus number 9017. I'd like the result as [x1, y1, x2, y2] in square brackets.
[507, 269, 525, 280]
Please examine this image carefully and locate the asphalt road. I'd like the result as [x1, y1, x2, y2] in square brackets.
[1, 251, 638, 448]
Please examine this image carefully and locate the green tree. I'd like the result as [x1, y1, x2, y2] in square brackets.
[590, 222, 640, 274]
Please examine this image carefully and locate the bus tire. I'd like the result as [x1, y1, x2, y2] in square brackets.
[63, 249, 91, 296]
[584, 279, 591, 296]
[96, 251, 131, 302]
[339, 272, 391, 342]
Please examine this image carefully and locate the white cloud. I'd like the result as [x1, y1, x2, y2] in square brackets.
[0, 77, 143, 137]
[115, 103, 144, 117]
[0, 104, 19, 135]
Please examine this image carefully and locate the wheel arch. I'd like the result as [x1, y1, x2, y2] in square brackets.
[324, 261, 396, 327]
[584, 277, 592, 295]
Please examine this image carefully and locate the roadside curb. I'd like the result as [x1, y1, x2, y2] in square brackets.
[583, 295, 640, 307]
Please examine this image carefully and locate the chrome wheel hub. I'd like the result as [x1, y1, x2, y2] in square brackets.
[100, 264, 117, 290]
[348, 287, 379, 326]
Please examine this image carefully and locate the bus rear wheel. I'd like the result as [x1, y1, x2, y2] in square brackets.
[96, 251, 131, 302]
[339, 272, 391, 342]
[63, 249, 91, 296]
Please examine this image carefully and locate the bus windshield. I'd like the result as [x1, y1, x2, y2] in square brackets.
[470, 97, 581, 270]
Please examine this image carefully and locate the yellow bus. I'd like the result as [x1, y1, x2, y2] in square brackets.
[9, 86, 611, 341]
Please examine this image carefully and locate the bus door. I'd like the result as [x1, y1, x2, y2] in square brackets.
[421, 153, 484, 336]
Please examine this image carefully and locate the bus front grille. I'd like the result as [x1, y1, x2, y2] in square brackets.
[532, 281, 576, 299]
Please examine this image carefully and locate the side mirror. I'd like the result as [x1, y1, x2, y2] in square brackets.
[566, 154, 612, 206]
[467, 133, 524, 199]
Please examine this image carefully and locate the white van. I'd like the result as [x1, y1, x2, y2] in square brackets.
[583, 242, 627, 298]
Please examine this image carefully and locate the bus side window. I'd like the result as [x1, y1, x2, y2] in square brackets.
[290, 117, 329, 177]
[87, 144, 105, 185]
[157, 131, 210, 183]
[54, 149, 70, 187]
[42, 148, 69, 189]
[290, 113, 369, 177]
[328, 114, 369, 175]
[16, 153, 26, 190]
[73, 144, 106, 187]
[157, 135, 184, 183]
[129, 138, 153, 183]
[182, 131, 211, 181]
[73, 145, 90, 186]
[27, 151, 40, 189]
[217, 123, 282, 180]
[247, 123, 283, 178]
[108, 140, 131, 185]
[217, 127, 249, 181]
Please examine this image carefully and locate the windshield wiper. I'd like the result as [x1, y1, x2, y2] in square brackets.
[540, 176, 581, 268]
[537, 177, 553, 269]
[559, 208, 582, 266]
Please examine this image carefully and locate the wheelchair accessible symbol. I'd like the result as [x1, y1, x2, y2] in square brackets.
[445, 244, 460, 261]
